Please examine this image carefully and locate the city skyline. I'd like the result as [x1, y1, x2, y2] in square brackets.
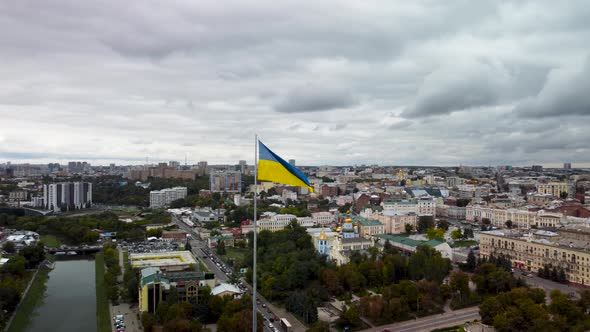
[2, 1, 590, 166]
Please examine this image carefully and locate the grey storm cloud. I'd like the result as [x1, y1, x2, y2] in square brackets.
[274, 86, 358, 113]
[401, 61, 549, 118]
[515, 57, 590, 117]
[1, 0, 590, 166]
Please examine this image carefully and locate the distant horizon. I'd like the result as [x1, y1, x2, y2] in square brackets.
[2, 159, 589, 170]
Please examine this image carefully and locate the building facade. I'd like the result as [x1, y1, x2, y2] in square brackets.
[149, 187, 187, 208]
[210, 171, 241, 193]
[43, 182, 92, 212]
[480, 231, 590, 286]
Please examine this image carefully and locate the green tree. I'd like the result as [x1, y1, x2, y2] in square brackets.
[2, 241, 15, 253]
[436, 220, 450, 231]
[404, 223, 414, 235]
[217, 240, 226, 255]
[466, 249, 477, 272]
[505, 220, 513, 229]
[449, 271, 470, 303]
[426, 228, 444, 241]
[418, 216, 435, 233]
[451, 228, 462, 240]
[560, 191, 568, 199]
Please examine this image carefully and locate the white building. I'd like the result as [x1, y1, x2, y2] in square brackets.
[257, 214, 298, 232]
[381, 200, 418, 214]
[312, 212, 335, 226]
[466, 204, 564, 229]
[417, 197, 437, 216]
[43, 182, 92, 212]
[281, 190, 297, 202]
[150, 187, 187, 208]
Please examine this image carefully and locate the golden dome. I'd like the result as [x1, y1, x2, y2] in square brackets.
[319, 230, 326, 240]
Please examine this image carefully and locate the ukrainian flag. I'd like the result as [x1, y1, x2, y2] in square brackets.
[257, 141, 314, 192]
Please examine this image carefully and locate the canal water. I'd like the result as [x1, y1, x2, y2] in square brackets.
[27, 259, 97, 332]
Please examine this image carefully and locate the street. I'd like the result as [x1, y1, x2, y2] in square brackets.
[513, 270, 581, 300]
[172, 215, 305, 331]
[361, 306, 480, 332]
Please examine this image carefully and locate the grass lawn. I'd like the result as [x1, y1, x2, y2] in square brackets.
[95, 252, 111, 332]
[452, 240, 478, 248]
[221, 247, 248, 268]
[7, 268, 50, 332]
[40, 235, 61, 248]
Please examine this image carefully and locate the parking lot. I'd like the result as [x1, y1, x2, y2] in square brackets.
[123, 240, 180, 253]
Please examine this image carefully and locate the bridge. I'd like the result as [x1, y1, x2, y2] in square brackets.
[46, 246, 102, 255]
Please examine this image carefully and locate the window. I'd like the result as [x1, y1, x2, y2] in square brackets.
[187, 285, 198, 298]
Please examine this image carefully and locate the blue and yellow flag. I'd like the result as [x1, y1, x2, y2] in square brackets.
[257, 141, 314, 193]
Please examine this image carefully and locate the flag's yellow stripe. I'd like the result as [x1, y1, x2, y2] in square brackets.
[258, 159, 314, 192]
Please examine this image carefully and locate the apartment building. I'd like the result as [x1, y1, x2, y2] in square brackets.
[480, 230, 590, 286]
[43, 182, 92, 211]
[358, 219, 384, 238]
[382, 200, 417, 214]
[377, 211, 418, 234]
[466, 204, 564, 229]
[150, 187, 187, 208]
[417, 197, 437, 216]
[536, 181, 574, 198]
[312, 212, 335, 226]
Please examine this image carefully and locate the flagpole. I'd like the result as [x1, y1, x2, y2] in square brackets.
[252, 133, 258, 332]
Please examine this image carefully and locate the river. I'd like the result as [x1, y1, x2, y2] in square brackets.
[27, 259, 97, 332]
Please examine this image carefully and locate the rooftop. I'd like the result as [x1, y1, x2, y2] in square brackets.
[376, 234, 444, 248]
[130, 251, 197, 269]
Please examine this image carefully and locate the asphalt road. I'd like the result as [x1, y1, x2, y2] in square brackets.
[361, 306, 480, 332]
[172, 216, 293, 332]
[513, 270, 580, 300]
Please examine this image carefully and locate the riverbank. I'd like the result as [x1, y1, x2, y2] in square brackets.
[6, 268, 50, 332]
[95, 252, 111, 332]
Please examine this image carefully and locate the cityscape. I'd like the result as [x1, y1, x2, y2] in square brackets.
[2, 1, 590, 332]
[2, 160, 590, 332]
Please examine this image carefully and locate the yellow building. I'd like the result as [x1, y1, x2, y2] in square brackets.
[536, 182, 573, 198]
[480, 230, 590, 286]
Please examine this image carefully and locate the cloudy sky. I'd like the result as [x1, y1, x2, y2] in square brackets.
[1, 1, 590, 167]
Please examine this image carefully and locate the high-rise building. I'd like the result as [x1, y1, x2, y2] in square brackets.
[169, 161, 181, 168]
[150, 187, 187, 208]
[209, 171, 241, 193]
[288, 159, 296, 166]
[238, 160, 247, 173]
[532, 165, 543, 172]
[43, 182, 92, 211]
[68, 161, 90, 174]
[564, 163, 572, 170]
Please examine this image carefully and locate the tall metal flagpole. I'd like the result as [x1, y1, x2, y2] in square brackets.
[252, 134, 258, 332]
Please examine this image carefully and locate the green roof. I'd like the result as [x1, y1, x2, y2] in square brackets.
[358, 219, 382, 227]
[376, 234, 443, 248]
[141, 273, 170, 288]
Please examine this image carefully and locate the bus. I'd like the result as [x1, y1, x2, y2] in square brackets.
[280, 318, 292, 332]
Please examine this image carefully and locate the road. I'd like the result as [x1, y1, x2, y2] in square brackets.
[172, 215, 303, 331]
[361, 306, 480, 332]
[513, 270, 580, 300]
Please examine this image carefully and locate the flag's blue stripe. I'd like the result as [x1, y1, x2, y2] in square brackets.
[258, 141, 311, 186]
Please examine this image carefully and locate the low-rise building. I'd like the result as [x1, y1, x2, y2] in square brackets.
[312, 212, 335, 226]
[357, 219, 384, 238]
[138, 267, 216, 313]
[207, 235, 235, 248]
[129, 251, 197, 272]
[480, 229, 590, 286]
[375, 234, 453, 260]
